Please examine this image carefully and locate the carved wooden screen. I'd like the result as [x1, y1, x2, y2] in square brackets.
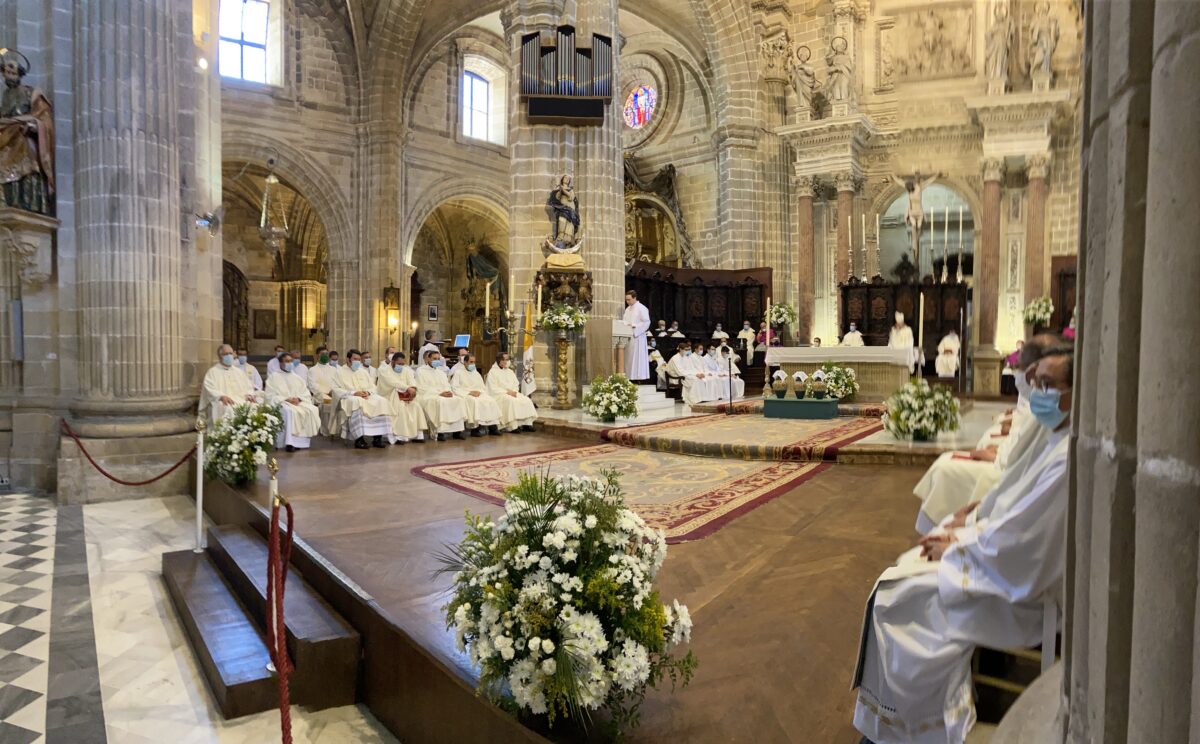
[222, 260, 249, 351]
[840, 277, 970, 362]
[625, 261, 772, 340]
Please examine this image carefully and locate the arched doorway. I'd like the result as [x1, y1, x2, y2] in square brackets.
[879, 184, 975, 283]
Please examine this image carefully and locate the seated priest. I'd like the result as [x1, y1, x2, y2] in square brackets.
[711, 323, 729, 341]
[487, 352, 537, 432]
[449, 347, 470, 382]
[710, 338, 740, 364]
[936, 329, 961, 377]
[812, 337, 822, 348]
[415, 350, 467, 441]
[201, 344, 265, 423]
[264, 351, 321, 452]
[452, 352, 502, 437]
[852, 350, 1074, 744]
[376, 351, 428, 444]
[360, 350, 377, 382]
[265, 344, 286, 376]
[648, 338, 666, 381]
[235, 347, 263, 391]
[666, 342, 719, 405]
[737, 321, 756, 351]
[668, 321, 685, 338]
[715, 345, 746, 399]
[911, 336, 1062, 533]
[694, 344, 729, 401]
[418, 331, 441, 364]
[289, 349, 308, 385]
[307, 346, 338, 436]
[841, 323, 865, 347]
[331, 349, 395, 450]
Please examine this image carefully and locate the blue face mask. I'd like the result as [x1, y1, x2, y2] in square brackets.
[291, 360, 300, 370]
[351, 360, 362, 371]
[683, 351, 692, 357]
[221, 354, 234, 366]
[393, 364, 405, 373]
[431, 359, 443, 368]
[466, 364, 475, 372]
[238, 355, 248, 365]
[363, 358, 372, 367]
[1029, 387, 1068, 430]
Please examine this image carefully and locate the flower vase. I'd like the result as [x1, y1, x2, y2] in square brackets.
[556, 328, 568, 341]
[772, 381, 788, 399]
[912, 430, 934, 442]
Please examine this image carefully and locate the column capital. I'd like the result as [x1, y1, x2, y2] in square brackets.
[834, 171, 858, 193]
[1026, 153, 1051, 180]
[795, 175, 817, 198]
[981, 157, 1006, 183]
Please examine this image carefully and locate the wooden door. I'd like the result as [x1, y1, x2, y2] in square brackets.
[222, 261, 249, 350]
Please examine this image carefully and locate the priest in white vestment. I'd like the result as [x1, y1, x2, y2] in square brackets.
[452, 353, 502, 436]
[265, 345, 285, 377]
[621, 290, 651, 381]
[289, 349, 308, 385]
[711, 323, 729, 341]
[201, 345, 265, 424]
[888, 312, 917, 372]
[330, 350, 395, 449]
[264, 352, 321, 451]
[307, 350, 338, 437]
[415, 350, 467, 440]
[487, 353, 538, 432]
[665, 343, 719, 405]
[841, 323, 865, 347]
[375, 351, 428, 443]
[236, 348, 263, 391]
[649, 341, 668, 387]
[713, 346, 746, 399]
[736, 321, 756, 351]
[852, 351, 1074, 744]
[418, 332, 441, 368]
[448, 348, 470, 382]
[936, 329, 961, 377]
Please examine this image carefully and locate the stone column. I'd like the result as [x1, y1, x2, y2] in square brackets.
[360, 120, 404, 358]
[714, 126, 763, 270]
[834, 172, 855, 285]
[974, 158, 1005, 395]
[1024, 154, 1050, 302]
[795, 175, 816, 342]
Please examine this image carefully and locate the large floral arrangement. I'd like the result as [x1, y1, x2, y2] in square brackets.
[203, 403, 283, 485]
[882, 379, 960, 441]
[767, 303, 798, 328]
[1023, 296, 1054, 327]
[440, 472, 697, 738]
[809, 363, 859, 400]
[539, 303, 588, 331]
[582, 373, 639, 423]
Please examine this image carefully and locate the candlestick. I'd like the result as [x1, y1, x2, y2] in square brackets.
[485, 280, 492, 320]
[918, 292, 925, 352]
[875, 213, 881, 277]
[958, 205, 963, 244]
[766, 296, 772, 349]
[537, 283, 543, 315]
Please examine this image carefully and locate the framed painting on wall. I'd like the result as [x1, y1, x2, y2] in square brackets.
[427, 304, 439, 322]
[253, 309, 277, 339]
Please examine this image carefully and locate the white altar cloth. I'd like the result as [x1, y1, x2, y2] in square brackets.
[765, 347, 912, 367]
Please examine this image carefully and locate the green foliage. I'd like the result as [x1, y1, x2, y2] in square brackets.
[582, 373, 639, 423]
[203, 403, 283, 485]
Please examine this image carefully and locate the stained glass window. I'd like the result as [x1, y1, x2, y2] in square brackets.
[219, 0, 270, 83]
[623, 85, 657, 130]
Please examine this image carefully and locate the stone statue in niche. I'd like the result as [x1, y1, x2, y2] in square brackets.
[825, 37, 853, 103]
[985, 3, 1014, 94]
[1027, 0, 1059, 91]
[789, 46, 820, 118]
[543, 174, 584, 269]
[0, 49, 55, 216]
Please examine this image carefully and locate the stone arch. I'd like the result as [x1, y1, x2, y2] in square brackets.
[868, 177, 983, 230]
[685, 0, 758, 131]
[402, 179, 510, 266]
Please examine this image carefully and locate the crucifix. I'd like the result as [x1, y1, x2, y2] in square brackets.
[888, 171, 941, 275]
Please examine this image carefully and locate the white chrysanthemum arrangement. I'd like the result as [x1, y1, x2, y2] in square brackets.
[538, 303, 589, 331]
[882, 379, 960, 441]
[810, 363, 859, 400]
[767, 302, 798, 328]
[581, 373, 639, 423]
[203, 403, 283, 485]
[439, 471, 696, 737]
[1023, 296, 1054, 326]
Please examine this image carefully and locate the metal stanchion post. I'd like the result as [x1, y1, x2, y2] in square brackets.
[194, 419, 206, 553]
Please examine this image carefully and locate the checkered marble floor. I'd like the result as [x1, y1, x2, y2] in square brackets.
[0, 494, 57, 744]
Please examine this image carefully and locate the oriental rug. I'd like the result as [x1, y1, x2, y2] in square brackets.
[600, 413, 883, 462]
[690, 397, 888, 418]
[412, 444, 829, 543]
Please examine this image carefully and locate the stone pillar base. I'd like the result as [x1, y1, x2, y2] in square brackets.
[57, 431, 196, 505]
[973, 348, 1005, 396]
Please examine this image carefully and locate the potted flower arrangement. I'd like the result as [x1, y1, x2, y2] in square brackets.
[439, 471, 697, 739]
[814, 363, 859, 401]
[767, 303, 798, 331]
[1023, 296, 1054, 331]
[203, 403, 283, 485]
[538, 303, 588, 339]
[582, 373, 640, 423]
[882, 379, 960, 441]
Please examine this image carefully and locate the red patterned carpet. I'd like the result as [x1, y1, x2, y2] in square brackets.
[412, 443, 830, 543]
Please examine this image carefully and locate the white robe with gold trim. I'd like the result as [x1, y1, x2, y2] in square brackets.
[331, 366, 393, 440]
[486, 364, 537, 430]
[376, 365, 428, 440]
[200, 364, 264, 424]
[452, 368, 501, 427]
[415, 365, 466, 435]
[265, 370, 321, 448]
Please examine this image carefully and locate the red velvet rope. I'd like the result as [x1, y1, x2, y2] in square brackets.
[266, 496, 295, 744]
[60, 419, 196, 486]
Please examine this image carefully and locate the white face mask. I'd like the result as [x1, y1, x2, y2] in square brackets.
[1014, 371, 1033, 400]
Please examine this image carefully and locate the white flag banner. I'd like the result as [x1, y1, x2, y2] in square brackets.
[521, 344, 537, 396]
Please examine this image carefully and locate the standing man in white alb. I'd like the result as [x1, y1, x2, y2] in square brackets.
[889, 311, 918, 373]
[621, 290, 651, 381]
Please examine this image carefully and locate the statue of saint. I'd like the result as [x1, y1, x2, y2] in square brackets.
[543, 175, 585, 269]
[789, 46, 820, 114]
[0, 50, 54, 216]
[1028, 1, 1059, 88]
[985, 3, 1014, 89]
[824, 37, 853, 103]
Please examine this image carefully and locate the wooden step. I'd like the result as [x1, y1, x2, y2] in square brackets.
[206, 524, 360, 709]
[161, 550, 277, 719]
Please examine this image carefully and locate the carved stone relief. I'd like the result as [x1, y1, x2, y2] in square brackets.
[889, 4, 976, 83]
[1007, 237, 1022, 289]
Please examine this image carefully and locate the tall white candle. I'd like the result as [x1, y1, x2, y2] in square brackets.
[918, 292, 925, 351]
[958, 205, 963, 244]
[537, 283, 543, 315]
[485, 280, 492, 320]
[766, 296, 772, 348]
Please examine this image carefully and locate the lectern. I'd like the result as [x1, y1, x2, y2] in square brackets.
[611, 319, 633, 376]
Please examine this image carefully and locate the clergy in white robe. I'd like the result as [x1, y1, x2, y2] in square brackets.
[236, 349, 263, 391]
[712, 348, 746, 399]
[362, 352, 379, 383]
[841, 324, 865, 347]
[289, 350, 309, 386]
[736, 323, 756, 351]
[711, 324, 729, 341]
[936, 330, 961, 377]
[418, 335, 441, 366]
[307, 359, 338, 436]
[330, 351, 394, 449]
[888, 312, 918, 371]
[665, 343, 720, 405]
[653, 320, 669, 337]
[622, 291, 651, 380]
[375, 353, 428, 442]
[265, 345, 285, 377]
[452, 354, 502, 435]
[416, 351, 467, 439]
[448, 349, 470, 383]
[487, 354, 538, 432]
[264, 353, 321, 451]
[649, 345, 667, 386]
[853, 352, 1074, 744]
[200, 345, 265, 424]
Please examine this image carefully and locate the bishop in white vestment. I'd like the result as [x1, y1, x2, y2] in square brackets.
[376, 353, 428, 442]
[331, 351, 395, 448]
[853, 352, 1074, 744]
[888, 312, 918, 372]
[201, 345, 264, 424]
[487, 354, 538, 432]
[622, 291, 651, 380]
[936, 330, 961, 377]
[264, 353, 321, 451]
[415, 351, 467, 440]
[452, 354, 502, 434]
